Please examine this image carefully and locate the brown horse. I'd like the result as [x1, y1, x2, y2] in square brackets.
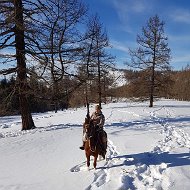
[83, 118, 106, 169]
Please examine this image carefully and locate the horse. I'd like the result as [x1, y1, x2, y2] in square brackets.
[83, 117, 107, 169]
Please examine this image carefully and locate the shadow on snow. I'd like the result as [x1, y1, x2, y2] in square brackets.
[105, 116, 190, 130]
[97, 151, 190, 170]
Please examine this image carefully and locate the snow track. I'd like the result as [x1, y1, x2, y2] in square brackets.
[69, 102, 190, 189]
[85, 140, 121, 189]
[1, 100, 190, 190]
[120, 105, 190, 190]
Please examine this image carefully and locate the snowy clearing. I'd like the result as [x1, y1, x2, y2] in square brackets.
[0, 99, 190, 190]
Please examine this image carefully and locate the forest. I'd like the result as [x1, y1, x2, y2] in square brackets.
[1, 65, 190, 116]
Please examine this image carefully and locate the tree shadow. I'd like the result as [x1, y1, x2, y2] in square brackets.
[123, 152, 190, 168]
[37, 123, 82, 132]
[161, 104, 190, 109]
[97, 151, 190, 170]
[105, 116, 190, 131]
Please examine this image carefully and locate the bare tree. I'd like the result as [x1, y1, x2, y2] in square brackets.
[128, 15, 171, 107]
[0, 0, 87, 120]
[37, 0, 87, 112]
[84, 15, 114, 108]
[0, 0, 39, 130]
[79, 16, 98, 116]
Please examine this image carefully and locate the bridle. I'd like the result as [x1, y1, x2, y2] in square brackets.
[84, 122, 95, 139]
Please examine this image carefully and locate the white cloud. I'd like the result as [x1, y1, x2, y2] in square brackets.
[111, 0, 152, 18]
[173, 55, 190, 63]
[167, 33, 190, 43]
[170, 9, 190, 24]
[130, 0, 147, 13]
[111, 0, 148, 15]
[111, 40, 129, 53]
[111, 0, 129, 22]
[171, 54, 190, 69]
[167, 34, 190, 69]
[110, 0, 154, 34]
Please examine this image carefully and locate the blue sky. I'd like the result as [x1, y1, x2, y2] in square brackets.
[85, 0, 190, 70]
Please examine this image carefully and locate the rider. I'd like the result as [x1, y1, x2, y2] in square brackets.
[79, 105, 107, 155]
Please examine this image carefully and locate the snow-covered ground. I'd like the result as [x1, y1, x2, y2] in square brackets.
[0, 99, 190, 190]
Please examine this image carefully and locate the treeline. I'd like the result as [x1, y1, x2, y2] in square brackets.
[0, 69, 115, 116]
[170, 66, 190, 101]
[113, 65, 190, 101]
[1, 66, 189, 116]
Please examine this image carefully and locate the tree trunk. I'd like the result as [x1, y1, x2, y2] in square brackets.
[53, 81, 58, 113]
[14, 0, 35, 130]
[97, 53, 102, 108]
[149, 65, 155, 107]
[103, 76, 107, 104]
[149, 94, 153, 107]
[85, 81, 90, 118]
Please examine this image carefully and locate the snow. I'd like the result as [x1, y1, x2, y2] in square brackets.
[0, 99, 190, 190]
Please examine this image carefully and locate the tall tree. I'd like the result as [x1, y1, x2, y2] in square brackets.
[83, 15, 114, 108]
[79, 15, 98, 116]
[0, 0, 37, 130]
[37, 0, 87, 112]
[129, 15, 171, 107]
[0, 0, 86, 124]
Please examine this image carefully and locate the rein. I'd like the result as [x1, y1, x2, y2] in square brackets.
[88, 127, 103, 153]
[84, 117, 104, 153]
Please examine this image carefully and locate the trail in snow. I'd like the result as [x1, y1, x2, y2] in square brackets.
[44, 103, 190, 190]
[119, 105, 190, 190]
[111, 106, 170, 189]
[148, 107, 190, 153]
[87, 104, 190, 190]
[85, 140, 121, 190]
[70, 139, 131, 189]
[1, 100, 190, 190]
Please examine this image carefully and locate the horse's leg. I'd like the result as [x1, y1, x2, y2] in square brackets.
[86, 153, 90, 168]
[93, 154, 98, 169]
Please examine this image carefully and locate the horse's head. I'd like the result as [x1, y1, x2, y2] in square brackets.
[83, 119, 94, 139]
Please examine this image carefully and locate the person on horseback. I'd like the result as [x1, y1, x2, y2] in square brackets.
[79, 105, 107, 156]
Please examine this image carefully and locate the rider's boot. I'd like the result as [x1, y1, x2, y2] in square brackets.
[79, 141, 85, 150]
